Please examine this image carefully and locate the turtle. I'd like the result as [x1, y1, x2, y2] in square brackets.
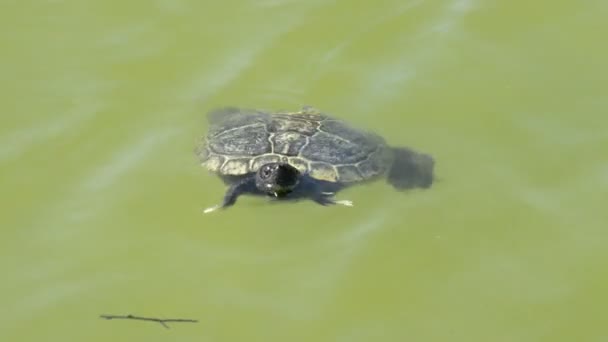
[196, 106, 434, 213]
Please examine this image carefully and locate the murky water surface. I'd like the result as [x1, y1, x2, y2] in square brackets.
[1, 1, 606, 341]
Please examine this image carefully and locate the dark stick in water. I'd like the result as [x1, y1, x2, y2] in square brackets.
[99, 314, 198, 329]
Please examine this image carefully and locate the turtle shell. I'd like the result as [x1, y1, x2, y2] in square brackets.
[197, 106, 393, 183]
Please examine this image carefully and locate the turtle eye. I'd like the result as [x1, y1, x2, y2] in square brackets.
[261, 166, 272, 179]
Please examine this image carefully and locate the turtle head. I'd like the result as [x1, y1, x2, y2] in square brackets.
[255, 163, 301, 197]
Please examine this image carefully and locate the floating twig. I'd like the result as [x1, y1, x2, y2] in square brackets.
[99, 314, 198, 329]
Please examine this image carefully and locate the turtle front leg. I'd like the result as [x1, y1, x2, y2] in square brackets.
[310, 188, 354, 207]
[204, 176, 257, 214]
[295, 176, 354, 208]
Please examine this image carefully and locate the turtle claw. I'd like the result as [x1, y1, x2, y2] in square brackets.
[334, 199, 354, 207]
[203, 205, 221, 214]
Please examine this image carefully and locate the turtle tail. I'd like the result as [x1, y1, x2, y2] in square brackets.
[387, 147, 435, 190]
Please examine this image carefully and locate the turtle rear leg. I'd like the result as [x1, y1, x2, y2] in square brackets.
[387, 147, 435, 190]
[204, 175, 257, 214]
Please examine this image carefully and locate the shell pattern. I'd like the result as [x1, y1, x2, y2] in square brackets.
[198, 107, 393, 183]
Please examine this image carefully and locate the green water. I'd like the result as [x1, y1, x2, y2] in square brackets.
[2, 1, 606, 341]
